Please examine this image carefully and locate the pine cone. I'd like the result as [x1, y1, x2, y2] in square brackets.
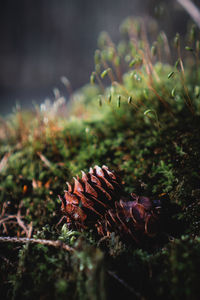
[59, 165, 161, 244]
[96, 195, 160, 244]
[59, 165, 125, 227]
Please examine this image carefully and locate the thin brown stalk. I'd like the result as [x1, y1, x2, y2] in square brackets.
[147, 84, 174, 117]
[0, 153, 10, 173]
[0, 201, 32, 238]
[0, 236, 74, 252]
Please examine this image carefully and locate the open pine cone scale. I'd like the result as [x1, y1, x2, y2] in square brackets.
[59, 165, 162, 244]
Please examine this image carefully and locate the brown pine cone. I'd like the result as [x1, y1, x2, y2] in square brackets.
[96, 195, 160, 244]
[59, 165, 125, 227]
[59, 165, 161, 244]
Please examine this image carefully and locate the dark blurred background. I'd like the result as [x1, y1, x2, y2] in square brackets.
[0, 0, 198, 114]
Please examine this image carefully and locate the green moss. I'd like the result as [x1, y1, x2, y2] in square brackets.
[1, 17, 200, 300]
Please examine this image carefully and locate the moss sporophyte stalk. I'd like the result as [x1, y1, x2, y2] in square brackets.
[1, 15, 200, 300]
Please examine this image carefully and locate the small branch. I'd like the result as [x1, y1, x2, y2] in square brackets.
[0, 236, 75, 253]
[37, 152, 52, 168]
[1, 201, 8, 217]
[0, 153, 10, 173]
[107, 270, 145, 299]
[176, 0, 200, 29]
[0, 200, 33, 237]
[0, 215, 17, 225]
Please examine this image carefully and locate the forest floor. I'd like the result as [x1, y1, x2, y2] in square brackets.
[1, 18, 200, 299]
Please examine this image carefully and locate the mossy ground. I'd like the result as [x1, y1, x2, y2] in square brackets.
[1, 18, 200, 299]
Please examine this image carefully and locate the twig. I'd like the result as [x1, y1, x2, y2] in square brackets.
[0, 215, 18, 225]
[107, 270, 145, 299]
[1, 202, 8, 217]
[16, 201, 33, 237]
[0, 236, 75, 252]
[0, 153, 10, 173]
[0, 200, 33, 238]
[176, 0, 200, 29]
[37, 152, 52, 168]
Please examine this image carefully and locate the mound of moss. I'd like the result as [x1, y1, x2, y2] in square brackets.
[1, 18, 200, 299]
